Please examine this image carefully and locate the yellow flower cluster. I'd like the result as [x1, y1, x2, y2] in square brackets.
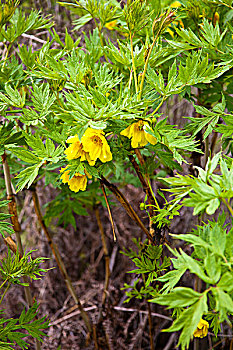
[61, 128, 112, 192]
[193, 319, 209, 338]
[120, 120, 157, 148]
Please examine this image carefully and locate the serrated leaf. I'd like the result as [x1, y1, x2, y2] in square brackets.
[16, 162, 44, 192]
[209, 224, 226, 257]
[8, 147, 38, 164]
[150, 287, 202, 308]
[217, 272, 233, 292]
[164, 294, 208, 350]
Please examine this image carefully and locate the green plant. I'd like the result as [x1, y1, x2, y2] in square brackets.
[0, 0, 233, 348]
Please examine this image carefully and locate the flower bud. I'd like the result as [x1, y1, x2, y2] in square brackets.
[140, 202, 145, 210]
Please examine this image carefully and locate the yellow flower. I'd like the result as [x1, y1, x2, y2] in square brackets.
[81, 128, 112, 165]
[60, 166, 91, 193]
[64, 135, 85, 161]
[170, 1, 181, 7]
[120, 120, 157, 148]
[213, 12, 219, 26]
[105, 20, 117, 31]
[64, 135, 94, 165]
[193, 319, 209, 338]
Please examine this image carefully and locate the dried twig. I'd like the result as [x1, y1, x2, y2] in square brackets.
[50, 306, 98, 326]
[147, 302, 155, 350]
[49, 305, 172, 326]
[22, 33, 47, 44]
[163, 333, 176, 350]
[129, 314, 148, 350]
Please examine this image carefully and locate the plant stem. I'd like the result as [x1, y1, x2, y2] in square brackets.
[1, 152, 41, 350]
[133, 149, 162, 243]
[0, 282, 11, 306]
[141, 272, 154, 350]
[31, 187, 92, 334]
[129, 153, 157, 229]
[0, 278, 9, 292]
[100, 176, 153, 242]
[130, 32, 138, 95]
[2, 43, 12, 70]
[147, 302, 154, 350]
[222, 198, 233, 217]
[100, 182, 116, 241]
[93, 324, 99, 349]
[128, 69, 133, 89]
[134, 149, 160, 209]
[95, 206, 110, 307]
[150, 95, 166, 116]
[138, 32, 160, 101]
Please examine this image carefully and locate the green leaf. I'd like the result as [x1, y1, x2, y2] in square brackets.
[206, 198, 220, 215]
[204, 253, 221, 284]
[16, 162, 44, 192]
[165, 294, 208, 350]
[209, 224, 226, 257]
[150, 287, 202, 308]
[157, 268, 187, 293]
[8, 147, 38, 164]
[212, 288, 233, 314]
[179, 250, 213, 284]
[217, 272, 233, 292]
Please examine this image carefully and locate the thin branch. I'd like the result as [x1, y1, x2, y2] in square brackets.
[100, 182, 116, 241]
[31, 186, 92, 334]
[147, 302, 154, 350]
[95, 206, 110, 307]
[49, 305, 172, 326]
[100, 176, 153, 242]
[162, 333, 176, 350]
[208, 332, 233, 338]
[21, 33, 47, 44]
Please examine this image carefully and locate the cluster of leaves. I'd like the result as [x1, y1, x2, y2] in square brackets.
[121, 239, 170, 302]
[150, 213, 233, 349]
[0, 302, 49, 350]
